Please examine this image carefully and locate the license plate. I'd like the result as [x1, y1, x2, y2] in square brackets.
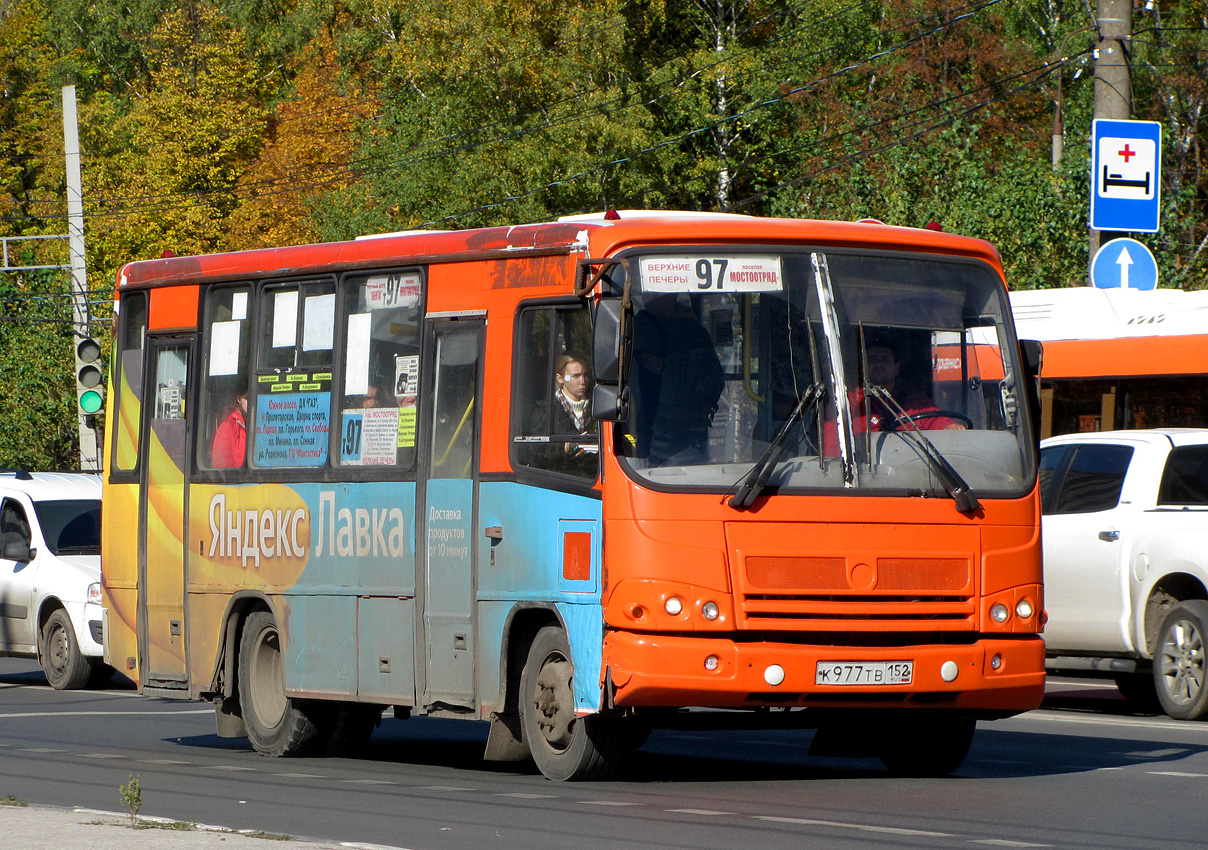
[815, 661, 913, 686]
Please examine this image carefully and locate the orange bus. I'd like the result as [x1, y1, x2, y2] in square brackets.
[101, 211, 1044, 780]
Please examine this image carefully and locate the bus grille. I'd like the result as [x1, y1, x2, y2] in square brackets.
[739, 555, 975, 630]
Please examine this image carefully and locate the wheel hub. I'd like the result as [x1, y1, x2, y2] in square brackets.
[532, 658, 575, 751]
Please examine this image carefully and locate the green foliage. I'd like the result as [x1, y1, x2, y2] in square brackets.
[0, 0, 1206, 454]
[118, 774, 142, 827]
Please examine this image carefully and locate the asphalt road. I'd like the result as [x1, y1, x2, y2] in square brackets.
[2, 658, 1207, 850]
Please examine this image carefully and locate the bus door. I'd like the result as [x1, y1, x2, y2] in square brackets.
[137, 337, 193, 689]
[417, 316, 483, 710]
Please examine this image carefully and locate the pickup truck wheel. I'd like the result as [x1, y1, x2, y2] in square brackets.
[1154, 601, 1208, 720]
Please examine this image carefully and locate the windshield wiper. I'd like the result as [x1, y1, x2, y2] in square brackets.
[725, 382, 824, 509]
[865, 385, 982, 514]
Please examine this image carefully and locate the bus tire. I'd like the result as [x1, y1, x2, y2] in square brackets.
[877, 713, 976, 777]
[321, 704, 384, 756]
[40, 609, 91, 690]
[520, 625, 623, 781]
[238, 611, 322, 756]
[1153, 601, 1208, 720]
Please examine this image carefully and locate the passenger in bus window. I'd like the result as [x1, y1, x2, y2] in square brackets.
[362, 382, 393, 409]
[211, 388, 248, 468]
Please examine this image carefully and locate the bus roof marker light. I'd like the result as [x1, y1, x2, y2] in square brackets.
[764, 664, 785, 686]
[941, 661, 960, 682]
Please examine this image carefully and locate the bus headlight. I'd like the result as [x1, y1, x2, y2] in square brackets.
[990, 603, 1010, 623]
[87, 582, 102, 604]
[701, 601, 719, 621]
[664, 596, 683, 616]
[1015, 599, 1034, 619]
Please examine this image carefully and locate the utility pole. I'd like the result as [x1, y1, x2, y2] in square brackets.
[1088, 0, 1133, 269]
[63, 84, 99, 470]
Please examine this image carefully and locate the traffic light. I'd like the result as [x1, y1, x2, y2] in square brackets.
[76, 337, 104, 415]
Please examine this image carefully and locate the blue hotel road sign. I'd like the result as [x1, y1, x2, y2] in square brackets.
[1090, 238, 1159, 291]
[1090, 119, 1162, 233]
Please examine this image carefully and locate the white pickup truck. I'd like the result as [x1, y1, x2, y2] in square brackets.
[1041, 429, 1208, 719]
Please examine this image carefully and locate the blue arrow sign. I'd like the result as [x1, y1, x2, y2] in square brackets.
[1090, 238, 1159, 290]
[1090, 119, 1162, 233]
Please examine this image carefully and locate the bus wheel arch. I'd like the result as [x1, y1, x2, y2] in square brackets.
[519, 624, 624, 781]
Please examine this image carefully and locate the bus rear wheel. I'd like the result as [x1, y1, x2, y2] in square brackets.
[238, 611, 322, 756]
[877, 713, 976, 777]
[520, 626, 623, 781]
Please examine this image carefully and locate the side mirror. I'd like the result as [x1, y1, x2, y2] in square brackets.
[1018, 339, 1043, 446]
[592, 383, 630, 423]
[592, 299, 630, 385]
[2, 540, 34, 562]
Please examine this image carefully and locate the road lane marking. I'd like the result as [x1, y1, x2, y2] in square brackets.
[80, 753, 125, 759]
[342, 779, 398, 785]
[969, 841, 1052, 847]
[414, 785, 473, 792]
[271, 772, 323, 778]
[666, 808, 735, 816]
[138, 759, 191, 765]
[0, 709, 211, 718]
[18, 747, 67, 753]
[1148, 770, 1208, 777]
[205, 765, 257, 771]
[754, 816, 951, 837]
[580, 800, 643, 806]
[1013, 711, 1203, 732]
[494, 793, 557, 799]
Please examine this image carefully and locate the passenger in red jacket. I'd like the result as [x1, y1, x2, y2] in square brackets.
[211, 389, 248, 468]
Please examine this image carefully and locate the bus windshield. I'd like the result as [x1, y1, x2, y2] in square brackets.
[615, 248, 1033, 499]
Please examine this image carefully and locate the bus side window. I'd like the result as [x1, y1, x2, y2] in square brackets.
[198, 286, 252, 471]
[251, 280, 335, 469]
[336, 270, 423, 470]
[111, 292, 148, 473]
[512, 304, 597, 480]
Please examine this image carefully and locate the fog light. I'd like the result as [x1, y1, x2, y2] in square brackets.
[764, 664, 785, 686]
[990, 653, 1003, 670]
[1016, 599, 1034, 619]
[704, 655, 719, 671]
[701, 601, 719, 621]
[665, 597, 683, 616]
[991, 603, 1010, 623]
[940, 660, 959, 682]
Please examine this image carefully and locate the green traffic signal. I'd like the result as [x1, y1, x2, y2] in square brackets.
[80, 389, 103, 414]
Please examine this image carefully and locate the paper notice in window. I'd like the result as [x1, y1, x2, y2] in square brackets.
[209, 320, 241, 376]
[303, 293, 335, 352]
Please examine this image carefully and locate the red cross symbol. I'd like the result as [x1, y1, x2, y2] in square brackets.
[1118, 144, 1136, 162]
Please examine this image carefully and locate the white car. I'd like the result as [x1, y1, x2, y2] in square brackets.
[0, 470, 111, 689]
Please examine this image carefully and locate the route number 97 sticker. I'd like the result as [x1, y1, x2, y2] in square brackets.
[639, 256, 784, 293]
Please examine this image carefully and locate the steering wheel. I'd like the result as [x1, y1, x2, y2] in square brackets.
[897, 410, 974, 429]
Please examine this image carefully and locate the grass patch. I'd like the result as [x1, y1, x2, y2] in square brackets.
[244, 831, 293, 841]
[0, 795, 28, 807]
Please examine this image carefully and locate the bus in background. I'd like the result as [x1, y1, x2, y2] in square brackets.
[101, 212, 1044, 781]
[1011, 286, 1208, 438]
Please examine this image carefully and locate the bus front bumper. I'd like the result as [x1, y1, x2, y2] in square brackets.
[602, 631, 1045, 715]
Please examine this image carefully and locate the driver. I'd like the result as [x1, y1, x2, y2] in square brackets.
[823, 335, 965, 455]
[862, 340, 966, 433]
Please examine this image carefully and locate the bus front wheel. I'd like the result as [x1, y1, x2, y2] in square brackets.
[877, 713, 976, 777]
[238, 611, 322, 756]
[520, 626, 623, 781]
